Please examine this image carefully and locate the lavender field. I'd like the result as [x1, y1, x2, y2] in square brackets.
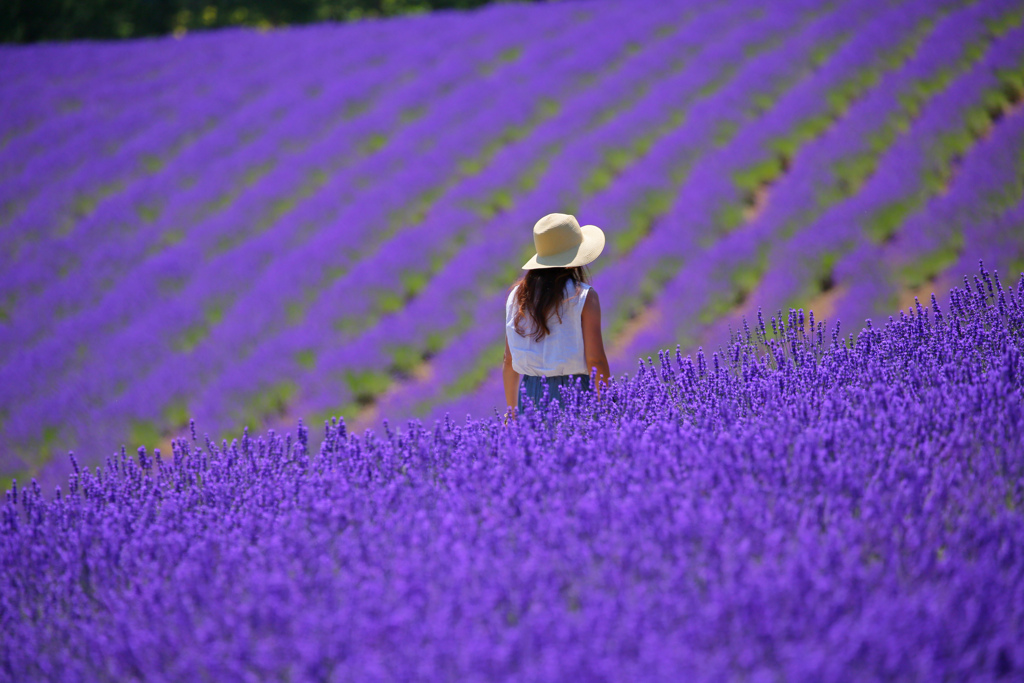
[3, 268, 1023, 679]
[2, 0, 1024, 484]
[3, 0, 1024, 677]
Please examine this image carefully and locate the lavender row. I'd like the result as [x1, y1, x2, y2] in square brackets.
[752, 14, 1024, 336]
[98, 2, 703, 448]
[4, 0, 1023, 479]
[0, 13, 523, 344]
[3, 268, 1022, 680]
[415, 0, 1021, 424]
[0, 3, 639, 463]
[828, 101, 1024, 327]
[395, 0, 956, 422]
[173, 0, 718, 425]
[611, 0, 1024, 365]
[242, 0, 810, 426]
[2, 0, 753, 475]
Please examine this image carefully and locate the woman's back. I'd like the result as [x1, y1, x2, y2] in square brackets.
[505, 279, 591, 377]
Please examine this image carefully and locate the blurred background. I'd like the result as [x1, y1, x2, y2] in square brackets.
[1, 0, 1023, 490]
[2, 0, 540, 42]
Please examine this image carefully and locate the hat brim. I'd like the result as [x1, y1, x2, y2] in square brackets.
[522, 224, 605, 270]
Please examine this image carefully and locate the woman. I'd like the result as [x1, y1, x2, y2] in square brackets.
[503, 213, 611, 418]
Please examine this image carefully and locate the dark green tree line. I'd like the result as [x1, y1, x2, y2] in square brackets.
[2, 0, 544, 43]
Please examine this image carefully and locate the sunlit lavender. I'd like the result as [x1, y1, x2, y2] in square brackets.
[2, 0, 1023, 482]
[2, 0, 1024, 676]
[3, 266, 1022, 680]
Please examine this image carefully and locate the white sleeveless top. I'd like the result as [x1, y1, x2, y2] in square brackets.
[505, 281, 591, 376]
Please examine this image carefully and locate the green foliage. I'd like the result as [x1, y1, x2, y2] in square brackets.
[712, 120, 739, 145]
[140, 154, 163, 174]
[128, 420, 164, 451]
[70, 194, 98, 221]
[826, 72, 874, 115]
[874, 16, 932, 71]
[986, 4, 1024, 35]
[712, 204, 745, 238]
[900, 236, 963, 290]
[163, 399, 191, 429]
[343, 98, 371, 120]
[697, 251, 767, 324]
[39, 424, 59, 453]
[785, 249, 842, 311]
[480, 188, 515, 219]
[157, 227, 186, 253]
[399, 105, 426, 125]
[996, 68, 1024, 104]
[582, 121, 676, 199]
[516, 158, 549, 193]
[400, 270, 430, 298]
[697, 66, 736, 98]
[4, 1, 540, 43]
[334, 316, 362, 336]
[387, 344, 423, 377]
[823, 153, 874, 204]
[462, 99, 560, 218]
[295, 349, 317, 369]
[360, 132, 389, 155]
[174, 300, 226, 353]
[230, 380, 299, 432]
[808, 34, 847, 68]
[425, 330, 446, 355]
[57, 255, 80, 279]
[777, 114, 833, 158]
[388, 186, 442, 234]
[345, 369, 391, 405]
[747, 92, 776, 116]
[443, 340, 504, 399]
[871, 58, 1024, 243]
[487, 243, 534, 295]
[202, 162, 275, 240]
[606, 256, 681, 339]
[137, 204, 162, 223]
[742, 31, 783, 58]
[458, 157, 485, 177]
[698, 287, 743, 325]
[732, 248, 768, 296]
[866, 198, 917, 244]
[900, 70, 955, 120]
[733, 153, 788, 194]
[286, 301, 306, 324]
[783, 14, 931, 217]
[60, 181, 124, 236]
[375, 289, 405, 314]
[479, 45, 523, 75]
[616, 190, 673, 254]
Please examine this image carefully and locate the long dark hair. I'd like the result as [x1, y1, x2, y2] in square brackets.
[512, 266, 591, 342]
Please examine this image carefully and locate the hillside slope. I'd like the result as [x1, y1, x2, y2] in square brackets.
[1, 0, 1023, 482]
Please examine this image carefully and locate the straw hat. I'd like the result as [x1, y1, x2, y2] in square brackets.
[522, 213, 606, 270]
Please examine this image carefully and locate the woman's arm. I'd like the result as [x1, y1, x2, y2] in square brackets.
[502, 334, 520, 417]
[581, 288, 611, 396]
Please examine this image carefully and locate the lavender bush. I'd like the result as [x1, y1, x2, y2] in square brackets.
[3, 265, 1022, 680]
